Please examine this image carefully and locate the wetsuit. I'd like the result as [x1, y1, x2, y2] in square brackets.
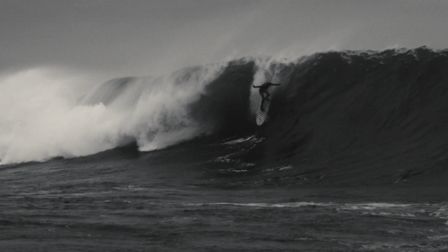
[252, 82, 280, 111]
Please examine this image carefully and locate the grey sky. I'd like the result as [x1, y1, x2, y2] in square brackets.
[1, 0, 447, 77]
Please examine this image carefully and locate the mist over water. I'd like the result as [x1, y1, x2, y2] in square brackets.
[2, 0, 447, 78]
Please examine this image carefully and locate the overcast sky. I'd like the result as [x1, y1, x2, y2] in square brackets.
[1, 0, 447, 77]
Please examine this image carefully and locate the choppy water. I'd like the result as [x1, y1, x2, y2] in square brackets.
[1, 146, 448, 251]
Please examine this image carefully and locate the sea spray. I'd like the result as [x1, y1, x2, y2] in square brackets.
[0, 63, 226, 164]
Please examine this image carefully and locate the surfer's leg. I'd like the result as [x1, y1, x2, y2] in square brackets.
[265, 93, 271, 101]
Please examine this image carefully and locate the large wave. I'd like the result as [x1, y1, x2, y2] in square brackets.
[2, 46, 448, 172]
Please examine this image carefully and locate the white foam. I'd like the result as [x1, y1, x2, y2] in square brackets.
[0, 64, 225, 164]
[185, 201, 418, 211]
[187, 202, 333, 208]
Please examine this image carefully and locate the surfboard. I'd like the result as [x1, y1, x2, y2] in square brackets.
[256, 98, 271, 126]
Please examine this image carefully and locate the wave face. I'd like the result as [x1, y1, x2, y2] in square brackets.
[2, 47, 448, 175]
[248, 47, 448, 184]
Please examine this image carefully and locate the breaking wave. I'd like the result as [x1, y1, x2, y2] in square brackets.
[0, 64, 227, 163]
[2, 46, 448, 173]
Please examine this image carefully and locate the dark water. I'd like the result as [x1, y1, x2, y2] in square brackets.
[1, 137, 448, 251]
[3, 48, 448, 251]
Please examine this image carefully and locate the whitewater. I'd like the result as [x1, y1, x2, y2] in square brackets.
[0, 59, 267, 164]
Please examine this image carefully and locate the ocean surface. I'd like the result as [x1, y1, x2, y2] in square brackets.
[2, 47, 448, 251]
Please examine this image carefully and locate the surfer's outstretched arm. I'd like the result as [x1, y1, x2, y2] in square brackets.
[252, 85, 261, 88]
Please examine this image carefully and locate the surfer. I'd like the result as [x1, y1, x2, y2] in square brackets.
[252, 82, 280, 111]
